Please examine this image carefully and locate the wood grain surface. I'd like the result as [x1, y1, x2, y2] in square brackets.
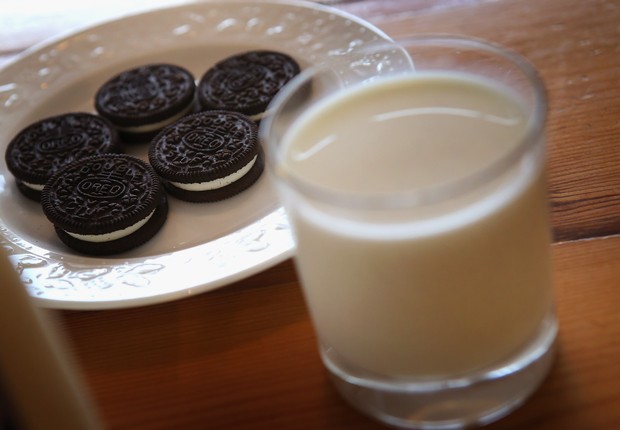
[2, 0, 619, 429]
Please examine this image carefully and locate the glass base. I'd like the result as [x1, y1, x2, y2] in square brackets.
[322, 315, 557, 430]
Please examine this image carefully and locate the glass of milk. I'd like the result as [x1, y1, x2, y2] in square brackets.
[260, 36, 556, 429]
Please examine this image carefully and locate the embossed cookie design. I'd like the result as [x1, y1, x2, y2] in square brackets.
[197, 50, 300, 121]
[95, 63, 197, 142]
[41, 154, 168, 255]
[4, 112, 120, 201]
[148, 111, 264, 202]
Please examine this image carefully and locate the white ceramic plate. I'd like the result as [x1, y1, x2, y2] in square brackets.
[0, 0, 391, 310]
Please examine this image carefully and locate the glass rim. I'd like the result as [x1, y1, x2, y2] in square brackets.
[260, 34, 548, 209]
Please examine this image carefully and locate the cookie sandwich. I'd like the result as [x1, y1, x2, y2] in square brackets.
[41, 154, 168, 255]
[148, 110, 263, 202]
[197, 50, 300, 122]
[95, 63, 196, 142]
[4, 112, 120, 201]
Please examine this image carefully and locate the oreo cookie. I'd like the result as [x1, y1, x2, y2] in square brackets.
[197, 50, 300, 121]
[95, 63, 196, 143]
[41, 154, 168, 255]
[148, 111, 263, 202]
[4, 112, 120, 201]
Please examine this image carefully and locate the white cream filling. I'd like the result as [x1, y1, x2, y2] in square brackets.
[171, 155, 257, 191]
[66, 209, 155, 243]
[117, 101, 194, 133]
[21, 181, 45, 191]
[248, 111, 266, 122]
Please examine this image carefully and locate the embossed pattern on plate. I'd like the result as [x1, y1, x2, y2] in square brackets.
[0, 0, 391, 310]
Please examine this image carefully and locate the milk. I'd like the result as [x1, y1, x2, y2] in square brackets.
[276, 73, 553, 378]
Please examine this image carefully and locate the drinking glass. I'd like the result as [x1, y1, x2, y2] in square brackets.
[260, 36, 556, 429]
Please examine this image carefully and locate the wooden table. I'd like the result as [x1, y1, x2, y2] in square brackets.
[3, 0, 620, 428]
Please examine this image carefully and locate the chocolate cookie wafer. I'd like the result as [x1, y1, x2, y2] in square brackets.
[4, 112, 120, 201]
[41, 154, 167, 255]
[95, 63, 196, 142]
[197, 50, 300, 121]
[148, 110, 263, 202]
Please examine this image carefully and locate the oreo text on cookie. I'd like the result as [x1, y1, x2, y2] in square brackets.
[181, 129, 227, 152]
[37, 132, 87, 154]
[77, 178, 126, 199]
